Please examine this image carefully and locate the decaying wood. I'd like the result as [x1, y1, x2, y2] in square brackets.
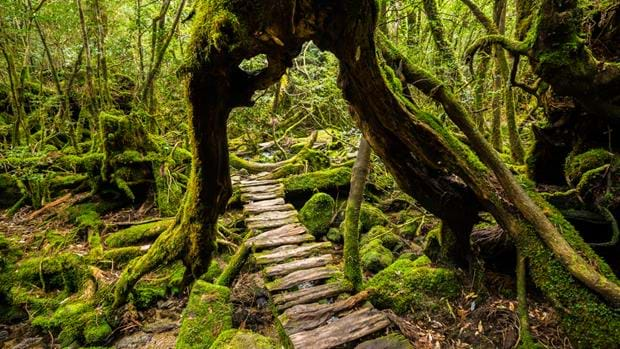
[241, 191, 282, 202]
[247, 216, 299, 230]
[254, 242, 332, 265]
[239, 179, 281, 187]
[274, 281, 352, 310]
[264, 254, 334, 277]
[249, 233, 314, 250]
[244, 197, 285, 210]
[244, 203, 295, 214]
[266, 266, 340, 291]
[280, 290, 370, 334]
[245, 210, 298, 223]
[289, 306, 391, 349]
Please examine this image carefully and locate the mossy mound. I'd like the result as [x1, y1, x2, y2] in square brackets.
[361, 240, 394, 273]
[361, 225, 402, 250]
[209, 329, 275, 349]
[283, 167, 351, 195]
[326, 227, 343, 243]
[564, 149, 619, 205]
[564, 149, 614, 186]
[176, 281, 232, 349]
[356, 333, 413, 349]
[359, 203, 389, 233]
[299, 193, 335, 237]
[16, 253, 88, 292]
[32, 301, 112, 346]
[365, 258, 460, 315]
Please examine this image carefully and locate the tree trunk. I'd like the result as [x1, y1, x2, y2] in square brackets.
[343, 135, 372, 291]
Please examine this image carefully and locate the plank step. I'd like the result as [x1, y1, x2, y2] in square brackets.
[266, 266, 340, 292]
[246, 210, 297, 223]
[250, 233, 314, 250]
[247, 216, 299, 230]
[243, 197, 285, 209]
[239, 179, 280, 187]
[255, 242, 332, 265]
[240, 183, 284, 194]
[289, 306, 391, 349]
[279, 290, 370, 335]
[273, 281, 351, 311]
[244, 203, 295, 215]
[264, 254, 334, 277]
[241, 191, 282, 202]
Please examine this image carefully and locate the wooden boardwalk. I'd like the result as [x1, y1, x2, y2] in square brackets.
[237, 177, 393, 349]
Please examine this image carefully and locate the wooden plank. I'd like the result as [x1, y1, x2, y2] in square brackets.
[289, 307, 391, 349]
[255, 242, 331, 265]
[241, 191, 281, 202]
[246, 210, 297, 223]
[244, 198, 285, 210]
[250, 233, 314, 250]
[243, 203, 295, 215]
[280, 291, 370, 335]
[274, 282, 351, 310]
[239, 179, 280, 187]
[249, 224, 306, 241]
[266, 266, 340, 291]
[240, 183, 284, 194]
[247, 216, 299, 230]
[264, 255, 334, 277]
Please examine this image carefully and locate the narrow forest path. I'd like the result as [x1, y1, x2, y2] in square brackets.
[236, 176, 397, 348]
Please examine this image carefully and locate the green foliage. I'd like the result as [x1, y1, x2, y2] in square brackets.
[299, 192, 335, 237]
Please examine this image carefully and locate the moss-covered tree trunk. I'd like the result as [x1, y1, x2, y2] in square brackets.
[343, 136, 372, 291]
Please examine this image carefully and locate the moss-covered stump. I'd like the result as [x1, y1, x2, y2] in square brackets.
[365, 258, 459, 315]
[176, 281, 233, 349]
[31, 301, 112, 346]
[104, 219, 173, 247]
[209, 329, 275, 349]
[299, 193, 335, 237]
[361, 225, 402, 250]
[355, 333, 413, 349]
[361, 239, 394, 273]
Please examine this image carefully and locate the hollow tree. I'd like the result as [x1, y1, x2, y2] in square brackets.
[113, 1, 620, 346]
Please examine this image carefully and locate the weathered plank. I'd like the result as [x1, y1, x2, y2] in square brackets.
[280, 291, 370, 335]
[239, 179, 280, 187]
[246, 210, 297, 223]
[264, 254, 334, 277]
[243, 197, 285, 210]
[249, 224, 306, 241]
[289, 307, 391, 349]
[266, 266, 340, 291]
[241, 191, 282, 202]
[243, 203, 295, 215]
[274, 282, 351, 310]
[240, 183, 284, 194]
[250, 233, 314, 250]
[247, 216, 299, 230]
[254, 242, 332, 265]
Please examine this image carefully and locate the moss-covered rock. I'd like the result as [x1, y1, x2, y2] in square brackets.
[359, 203, 389, 233]
[361, 225, 402, 250]
[361, 240, 394, 273]
[564, 149, 614, 186]
[209, 329, 275, 349]
[355, 333, 413, 349]
[176, 281, 232, 349]
[365, 258, 459, 315]
[299, 193, 335, 237]
[326, 227, 343, 243]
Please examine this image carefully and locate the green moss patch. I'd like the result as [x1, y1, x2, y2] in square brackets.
[176, 281, 233, 349]
[104, 219, 172, 248]
[359, 203, 389, 233]
[365, 258, 459, 315]
[361, 239, 394, 273]
[209, 329, 275, 349]
[361, 225, 401, 250]
[283, 167, 351, 195]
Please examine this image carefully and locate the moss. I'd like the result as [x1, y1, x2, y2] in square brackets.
[356, 333, 413, 349]
[176, 281, 233, 349]
[16, 253, 87, 292]
[0, 174, 24, 208]
[359, 203, 389, 233]
[283, 167, 351, 195]
[32, 301, 110, 346]
[398, 217, 421, 239]
[564, 148, 615, 186]
[361, 225, 402, 250]
[102, 246, 147, 266]
[209, 329, 275, 349]
[83, 317, 113, 344]
[365, 258, 459, 315]
[104, 219, 173, 248]
[361, 240, 394, 273]
[299, 193, 335, 237]
[201, 260, 223, 283]
[326, 227, 343, 243]
[132, 282, 167, 309]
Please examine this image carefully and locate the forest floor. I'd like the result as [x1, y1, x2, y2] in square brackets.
[1, 185, 573, 348]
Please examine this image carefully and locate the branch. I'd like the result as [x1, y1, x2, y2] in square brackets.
[464, 35, 530, 70]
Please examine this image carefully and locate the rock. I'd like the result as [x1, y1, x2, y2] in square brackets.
[326, 227, 343, 243]
[361, 240, 394, 273]
[361, 225, 402, 250]
[365, 257, 459, 315]
[299, 193, 335, 237]
[359, 203, 389, 233]
[176, 281, 232, 348]
[210, 329, 275, 348]
[355, 333, 413, 349]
